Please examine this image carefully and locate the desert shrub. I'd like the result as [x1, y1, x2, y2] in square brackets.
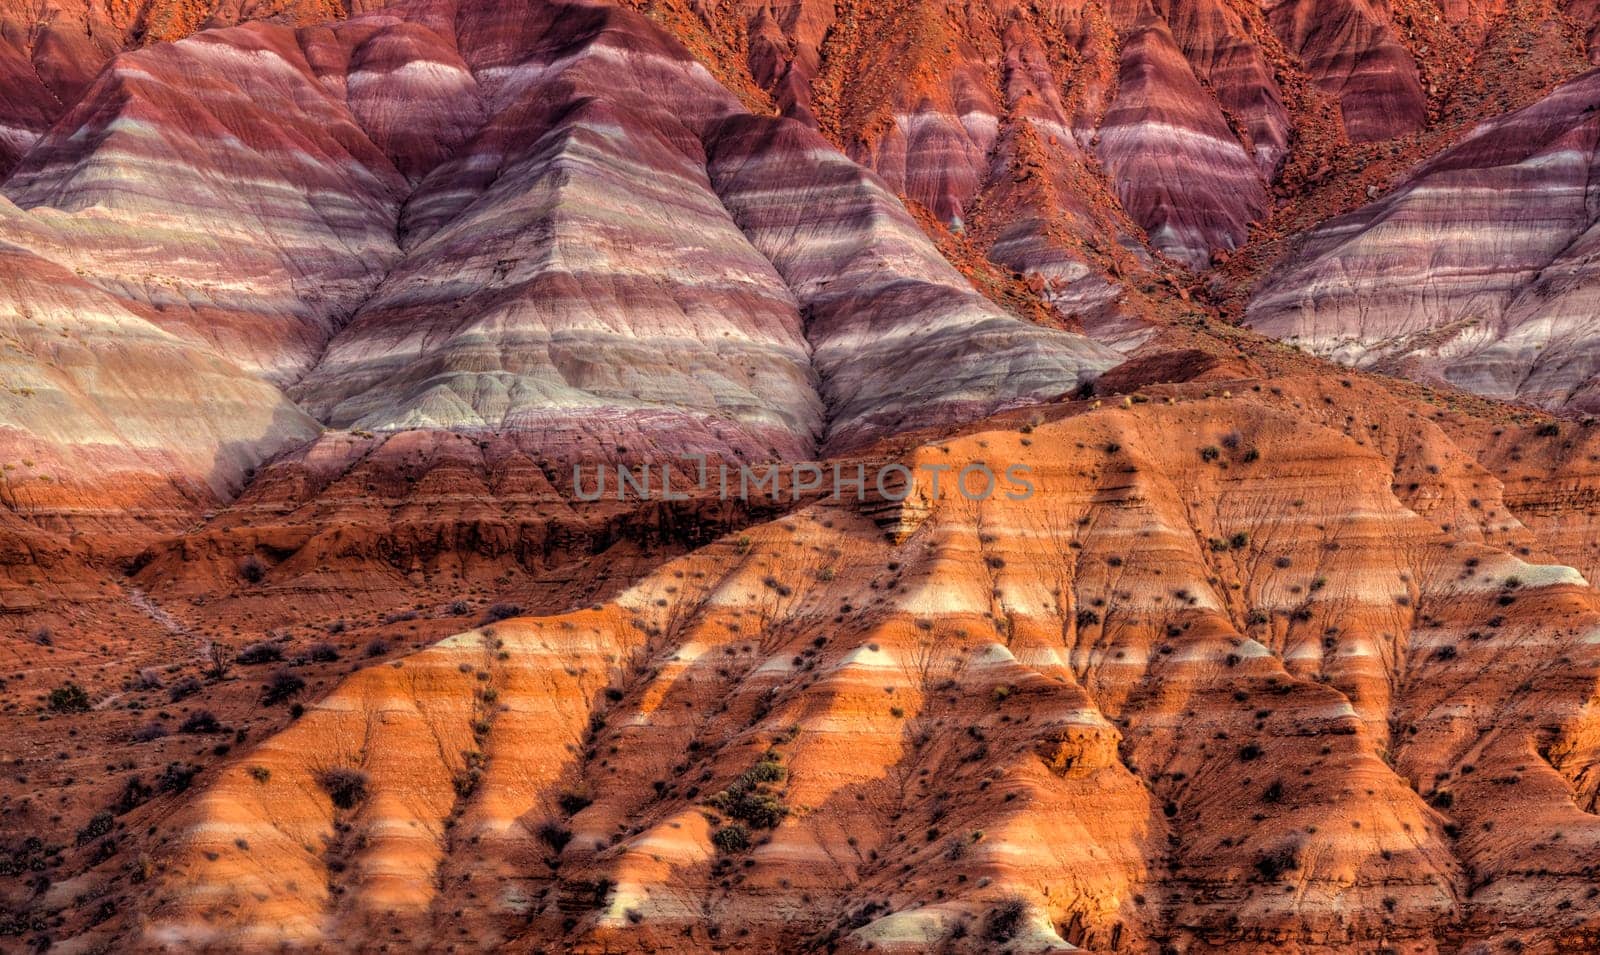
[1254, 846, 1299, 881]
[1238, 743, 1263, 762]
[480, 603, 523, 624]
[48, 683, 91, 714]
[316, 767, 369, 810]
[239, 557, 266, 584]
[448, 600, 471, 616]
[156, 762, 199, 794]
[261, 669, 305, 705]
[236, 641, 283, 665]
[204, 642, 234, 681]
[167, 676, 202, 702]
[1200, 446, 1221, 462]
[363, 638, 390, 658]
[131, 722, 167, 743]
[308, 642, 340, 663]
[537, 822, 572, 851]
[136, 668, 164, 690]
[557, 791, 593, 815]
[0, 836, 55, 877]
[707, 754, 788, 829]
[114, 776, 153, 814]
[984, 897, 1027, 943]
[180, 710, 222, 734]
[712, 823, 751, 854]
[75, 812, 114, 846]
[745, 753, 786, 785]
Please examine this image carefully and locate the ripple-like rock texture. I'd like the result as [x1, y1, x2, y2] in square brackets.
[134, 382, 1600, 952]
[1249, 69, 1600, 412]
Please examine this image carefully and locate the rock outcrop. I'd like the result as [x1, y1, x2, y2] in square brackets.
[0, 0, 1116, 536]
[129, 382, 1600, 953]
[1248, 69, 1600, 412]
[0, 0, 362, 174]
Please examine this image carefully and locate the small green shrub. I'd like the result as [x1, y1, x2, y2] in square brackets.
[712, 823, 751, 853]
[48, 682, 91, 713]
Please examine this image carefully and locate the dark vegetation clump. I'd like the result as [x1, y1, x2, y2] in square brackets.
[261, 669, 306, 705]
[240, 557, 266, 584]
[711, 824, 751, 854]
[706, 751, 788, 832]
[48, 683, 90, 714]
[236, 641, 283, 665]
[179, 710, 222, 734]
[984, 897, 1027, 943]
[317, 768, 370, 810]
[480, 603, 524, 624]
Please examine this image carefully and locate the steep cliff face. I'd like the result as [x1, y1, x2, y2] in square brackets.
[119, 382, 1600, 953]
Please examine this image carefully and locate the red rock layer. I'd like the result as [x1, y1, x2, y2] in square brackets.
[0, 0, 1116, 537]
[621, 0, 1574, 283]
[0, 0, 363, 173]
[104, 381, 1600, 952]
[259, 0, 1119, 456]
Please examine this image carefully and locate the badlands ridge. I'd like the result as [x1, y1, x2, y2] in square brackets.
[5, 0, 1600, 952]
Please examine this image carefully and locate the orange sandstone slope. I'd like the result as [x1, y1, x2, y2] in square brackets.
[98, 380, 1600, 953]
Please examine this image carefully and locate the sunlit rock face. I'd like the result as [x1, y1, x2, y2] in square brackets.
[1248, 69, 1600, 412]
[140, 385, 1600, 953]
[13, 1, 1600, 951]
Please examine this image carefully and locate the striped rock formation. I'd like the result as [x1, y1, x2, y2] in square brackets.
[0, 0, 363, 173]
[0, 0, 1116, 537]
[288, 0, 1119, 458]
[1248, 68, 1600, 412]
[133, 381, 1600, 952]
[13, 0, 1600, 952]
[622, 0, 1542, 284]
